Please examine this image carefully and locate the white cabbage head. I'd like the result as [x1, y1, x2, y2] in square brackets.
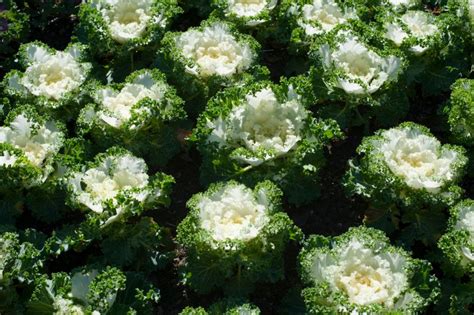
[0, 114, 63, 168]
[68, 153, 150, 214]
[15, 45, 86, 101]
[93, 72, 166, 128]
[310, 238, 409, 308]
[227, 0, 277, 17]
[320, 32, 401, 94]
[297, 0, 357, 36]
[175, 22, 254, 77]
[207, 87, 307, 165]
[377, 126, 458, 193]
[384, 11, 438, 55]
[198, 183, 269, 243]
[387, 0, 420, 10]
[97, 0, 162, 44]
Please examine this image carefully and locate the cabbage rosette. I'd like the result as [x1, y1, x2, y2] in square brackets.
[211, 0, 278, 29]
[438, 199, 474, 277]
[176, 181, 302, 295]
[381, 10, 441, 56]
[344, 122, 467, 210]
[279, 0, 360, 51]
[308, 27, 408, 126]
[381, 0, 421, 12]
[192, 80, 342, 205]
[77, 69, 185, 167]
[27, 266, 160, 315]
[299, 226, 440, 314]
[444, 79, 474, 146]
[77, 0, 181, 58]
[158, 19, 265, 110]
[2, 41, 91, 117]
[378, 3, 470, 95]
[65, 147, 174, 226]
[0, 231, 42, 312]
[0, 106, 65, 189]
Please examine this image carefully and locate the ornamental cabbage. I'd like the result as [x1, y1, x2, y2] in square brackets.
[315, 29, 401, 95]
[0, 232, 42, 313]
[383, 10, 440, 55]
[438, 200, 474, 277]
[3, 42, 91, 116]
[28, 267, 125, 314]
[299, 226, 440, 314]
[383, 0, 421, 11]
[344, 122, 467, 210]
[176, 181, 302, 295]
[78, 0, 181, 57]
[158, 19, 264, 109]
[280, 0, 359, 50]
[211, 0, 278, 27]
[444, 79, 474, 146]
[77, 68, 185, 167]
[66, 147, 174, 225]
[192, 80, 342, 204]
[0, 106, 65, 188]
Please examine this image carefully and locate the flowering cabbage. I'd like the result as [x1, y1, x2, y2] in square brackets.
[311, 28, 402, 95]
[299, 226, 440, 314]
[0, 232, 42, 312]
[280, 0, 359, 50]
[27, 267, 161, 314]
[2, 42, 91, 117]
[308, 27, 408, 127]
[344, 122, 467, 210]
[211, 0, 278, 28]
[180, 299, 261, 315]
[176, 181, 302, 295]
[382, 10, 440, 56]
[158, 19, 265, 110]
[77, 68, 185, 167]
[65, 147, 174, 226]
[382, 0, 421, 11]
[438, 200, 474, 277]
[444, 79, 474, 146]
[0, 106, 65, 189]
[192, 80, 342, 204]
[77, 0, 181, 58]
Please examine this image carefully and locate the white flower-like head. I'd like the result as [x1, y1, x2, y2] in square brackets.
[98, 0, 155, 44]
[93, 71, 166, 128]
[198, 183, 269, 242]
[53, 297, 85, 315]
[384, 11, 438, 55]
[226, 0, 277, 25]
[68, 153, 150, 214]
[175, 22, 254, 78]
[208, 87, 307, 165]
[0, 114, 63, 168]
[311, 239, 409, 308]
[15, 45, 87, 101]
[320, 32, 401, 94]
[297, 0, 356, 36]
[377, 125, 458, 193]
[455, 205, 474, 263]
[386, 0, 420, 10]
